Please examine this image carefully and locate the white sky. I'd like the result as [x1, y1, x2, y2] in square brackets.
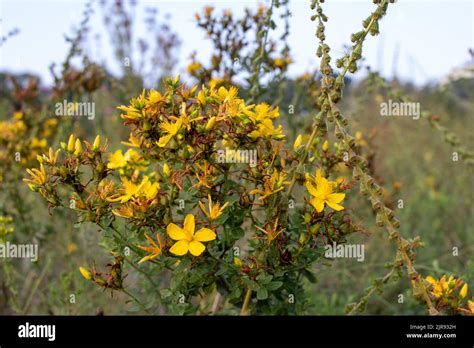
[0, 0, 473, 86]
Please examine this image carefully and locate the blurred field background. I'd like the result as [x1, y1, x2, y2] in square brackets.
[0, 0, 472, 314]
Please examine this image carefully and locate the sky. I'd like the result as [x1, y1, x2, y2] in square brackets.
[0, 0, 473, 86]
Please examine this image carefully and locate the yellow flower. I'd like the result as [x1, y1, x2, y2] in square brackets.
[148, 89, 165, 104]
[117, 177, 142, 203]
[117, 91, 146, 120]
[30, 137, 47, 149]
[24, 163, 47, 185]
[306, 169, 345, 212]
[217, 86, 238, 104]
[109, 176, 159, 203]
[157, 117, 183, 147]
[243, 103, 283, 139]
[167, 214, 216, 256]
[273, 57, 292, 69]
[197, 90, 207, 105]
[79, 267, 92, 280]
[250, 170, 288, 201]
[187, 62, 202, 74]
[214, 86, 243, 116]
[140, 176, 159, 200]
[67, 243, 77, 254]
[121, 134, 142, 148]
[355, 131, 368, 147]
[425, 275, 456, 298]
[138, 233, 163, 264]
[242, 103, 279, 122]
[199, 194, 229, 221]
[107, 149, 147, 171]
[248, 118, 283, 139]
[107, 150, 127, 169]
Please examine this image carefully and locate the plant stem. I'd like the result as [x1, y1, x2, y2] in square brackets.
[285, 118, 320, 199]
[240, 288, 253, 315]
[23, 257, 51, 314]
[122, 288, 150, 314]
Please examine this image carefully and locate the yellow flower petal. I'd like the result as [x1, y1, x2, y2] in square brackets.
[468, 300, 474, 313]
[310, 198, 325, 213]
[194, 228, 216, 242]
[315, 169, 323, 182]
[169, 240, 189, 256]
[326, 200, 344, 211]
[327, 193, 345, 204]
[138, 253, 159, 264]
[79, 267, 92, 280]
[188, 241, 206, 256]
[184, 214, 195, 235]
[305, 181, 319, 197]
[167, 223, 187, 241]
[157, 134, 173, 147]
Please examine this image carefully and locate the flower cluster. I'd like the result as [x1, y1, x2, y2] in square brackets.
[425, 275, 473, 315]
[23, 76, 358, 314]
[0, 110, 57, 183]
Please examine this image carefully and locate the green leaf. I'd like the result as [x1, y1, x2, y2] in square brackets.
[302, 269, 317, 283]
[242, 277, 259, 291]
[257, 287, 268, 300]
[256, 273, 273, 284]
[266, 281, 283, 291]
[175, 258, 191, 272]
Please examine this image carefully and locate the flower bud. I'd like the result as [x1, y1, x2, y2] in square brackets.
[163, 163, 171, 178]
[322, 140, 329, 152]
[28, 184, 38, 192]
[79, 267, 92, 280]
[293, 134, 303, 151]
[92, 135, 100, 151]
[67, 134, 76, 153]
[376, 212, 385, 227]
[310, 223, 320, 235]
[299, 233, 308, 245]
[142, 121, 152, 131]
[205, 116, 217, 131]
[233, 257, 243, 267]
[460, 283, 468, 299]
[74, 138, 82, 156]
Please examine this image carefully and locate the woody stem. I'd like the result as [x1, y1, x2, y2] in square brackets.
[240, 288, 253, 315]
